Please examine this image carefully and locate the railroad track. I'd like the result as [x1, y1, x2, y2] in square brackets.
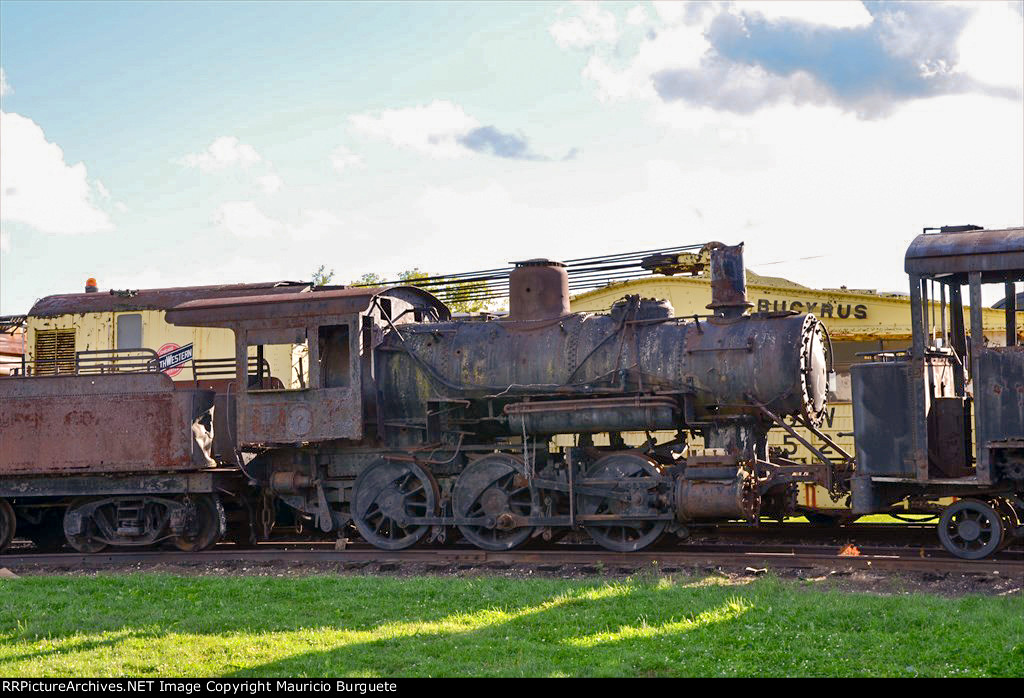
[2, 543, 1021, 576]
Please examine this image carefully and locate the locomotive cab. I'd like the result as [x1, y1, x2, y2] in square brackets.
[166, 286, 449, 447]
[850, 226, 1024, 558]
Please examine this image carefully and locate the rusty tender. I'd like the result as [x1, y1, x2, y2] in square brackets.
[1, 231, 1020, 559]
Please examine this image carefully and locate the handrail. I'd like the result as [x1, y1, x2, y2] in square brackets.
[4, 350, 278, 382]
[191, 356, 272, 380]
[4, 348, 160, 377]
[76, 348, 159, 374]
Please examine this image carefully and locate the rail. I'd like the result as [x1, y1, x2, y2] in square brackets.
[1, 544, 1020, 576]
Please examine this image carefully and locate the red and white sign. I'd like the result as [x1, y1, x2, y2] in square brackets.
[156, 342, 185, 377]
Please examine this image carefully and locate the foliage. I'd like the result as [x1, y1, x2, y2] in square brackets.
[350, 272, 387, 287]
[353, 268, 495, 314]
[0, 573, 1021, 677]
[311, 265, 335, 287]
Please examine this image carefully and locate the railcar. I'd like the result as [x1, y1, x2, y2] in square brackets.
[851, 226, 1024, 558]
[0, 369, 230, 552]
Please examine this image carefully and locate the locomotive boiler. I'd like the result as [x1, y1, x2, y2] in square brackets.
[160, 242, 840, 552]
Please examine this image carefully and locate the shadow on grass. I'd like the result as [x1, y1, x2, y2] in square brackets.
[0, 574, 750, 677]
[0, 630, 151, 665]
[225, 582, 751, 677]
[1, 574, 542, 637]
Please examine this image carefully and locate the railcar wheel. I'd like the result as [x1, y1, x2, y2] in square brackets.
[579, 454, 668, 552]
[0, 499, 15, 553]
[353, 459, 437, 551]
[172, 494, 227, 552]
[454, 454, 536, 551]
[63, 498, 108, 553]
[937, 499, 1005, 560]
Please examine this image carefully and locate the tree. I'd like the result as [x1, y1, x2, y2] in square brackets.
[433, 278, 491, 314]
[397, 268, 428, 284]
[398, 269, 491, 314]
[350, 272, 387, 286]
[311, 265, 335, 287]
[351, 268, 498, 314]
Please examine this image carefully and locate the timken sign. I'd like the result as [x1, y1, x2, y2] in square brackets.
[755, 298, 869, 319]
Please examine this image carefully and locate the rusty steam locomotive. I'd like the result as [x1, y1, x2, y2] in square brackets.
[0, 242, 840, 554]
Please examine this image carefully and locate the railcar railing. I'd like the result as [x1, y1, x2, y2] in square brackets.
[4, 350, 279, 387]
[190, 356, 272, 381]
[5, 348, 160, 377]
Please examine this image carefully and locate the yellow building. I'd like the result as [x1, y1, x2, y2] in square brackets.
[571, 265, 1013, 513]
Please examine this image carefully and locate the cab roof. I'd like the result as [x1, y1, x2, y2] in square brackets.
[165, 285, 450, 328]
[905, 227, 1023, 282]
[28, 281, 311, 317]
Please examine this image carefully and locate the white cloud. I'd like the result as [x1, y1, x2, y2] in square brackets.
[0, 111, 113, 234]
[259, 174, 284, 195]
[178, 136, 263, 171]
[114, 202, 129, 214]
[0, 230, 9, 253]
[349, 101, 556, 161]
[213, 201, 280, 238]
[349, 100, 480, 158]
[287, 209, 342, 241]
[331, 145, 363, 172]
[0, 67, 10, 97]
[956, 2, 1024, 91]
[626, 5, 648, 27]
[554, 1, 1021, 117]
[549, 2, 620, 49]
[583, 19, 710, 102]
[213, 201, 342, 241]
[731, 1, 872, 29]
[94, 179, 111, 199]
[99, 256, 306, 294]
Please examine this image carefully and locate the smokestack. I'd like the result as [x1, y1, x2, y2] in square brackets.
[508, 259, 570, 321]
[705, 243, 751, 319]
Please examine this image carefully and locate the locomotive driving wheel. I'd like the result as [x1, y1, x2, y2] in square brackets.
[172, 494, 227, 552]
[579, 453, 668, 552]
[0, 499, 15, 553]
[353, 459, 438, 550]
[937, 499, 1006, 560]
[453, 454, 537, 551]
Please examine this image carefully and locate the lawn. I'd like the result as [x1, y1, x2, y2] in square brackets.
[0, 572, 1021, 677]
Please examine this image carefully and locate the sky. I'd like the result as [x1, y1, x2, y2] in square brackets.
[0, 0, 1021, 314]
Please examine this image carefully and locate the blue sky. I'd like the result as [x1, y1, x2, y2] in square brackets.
[1, 1, 1022, 313]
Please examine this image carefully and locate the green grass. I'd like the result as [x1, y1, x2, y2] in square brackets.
[1, 573, 1021, 677]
